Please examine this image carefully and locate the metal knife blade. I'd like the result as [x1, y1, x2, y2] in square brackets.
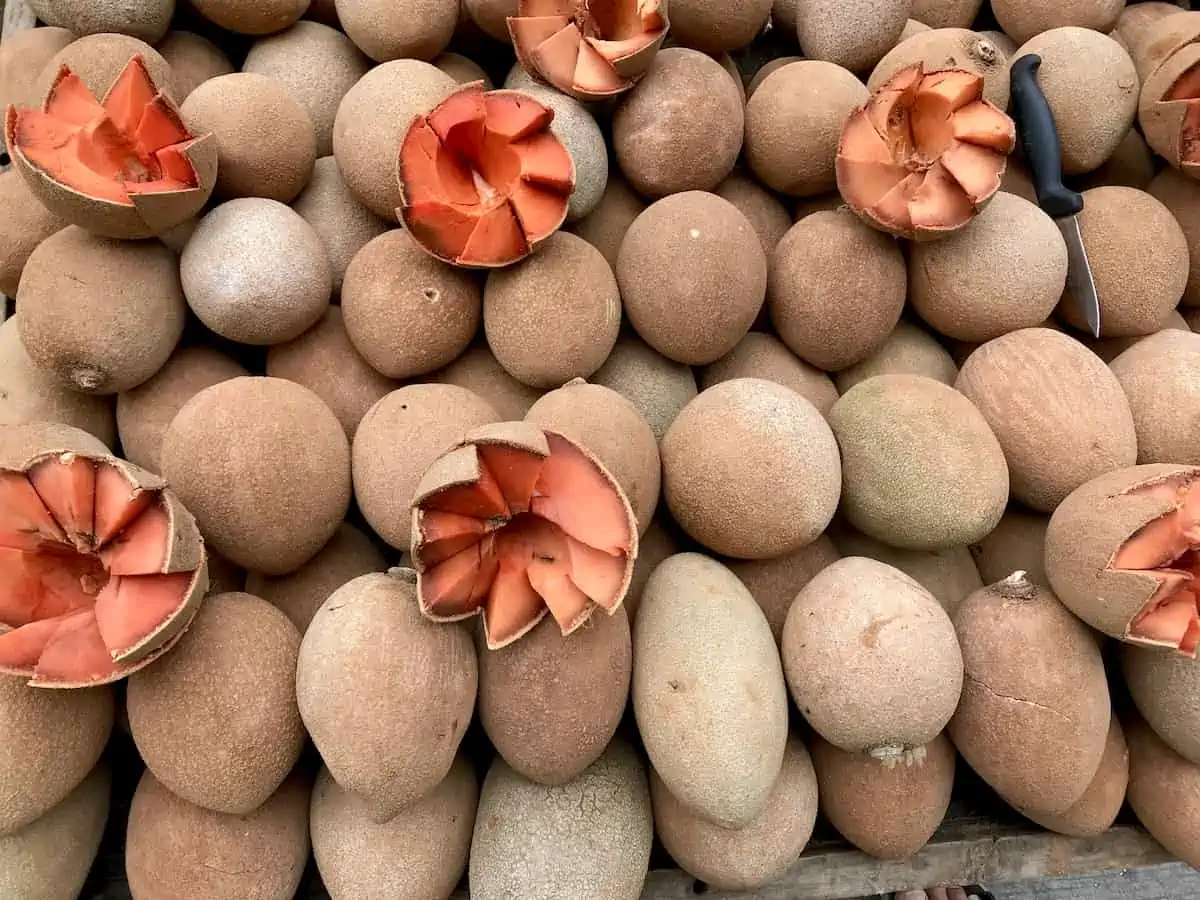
[1010, 54, 1102, 338]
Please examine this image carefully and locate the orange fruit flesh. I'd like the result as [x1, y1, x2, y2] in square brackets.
[399, 82, 575, 268]
[0, 455, 197, 685]
[1166, 59, 1200, 167]
[9, 56, 198, 206]
[837, 64, 1015, 236]
[1112, 476, 1200, 656]
[414, 434, 633, 649]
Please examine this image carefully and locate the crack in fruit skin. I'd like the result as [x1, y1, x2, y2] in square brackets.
[410, 420, 638, 650]
[0, 448, 207, 688]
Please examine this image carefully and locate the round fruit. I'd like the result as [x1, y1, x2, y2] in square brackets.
[33, 33, 173, 102]
[1020, 718, 1129, 838]
[727, 535, 841, 644]
[0, 169, 66, 298]
[834, 320, 958, 394]
[0, 26, 73, 110]
[1126, 716, 1200, 868]
[714, 172, 793, 256]
[993, 0, 1124, 45]
[26, 0, 174, 43]
[1109, 329, 1200, 465]
[336, 0, 457, 62]
[793, 0, 909, 71]
[1122, 643, 1200, 766]
[430, 345, 544, 421]
[155, 31, 233, 102]
[910, 0, 981, 28]
[969, 509, 1050, 587]
[187, 0, 309, 35]
[568, 173, 646, 270]
[590, 333, 699, 442]
[869, 28, 1011, 109]
[699, 332, 839, 418]
[1147, 168, 1200, 308]
[660, 0, 770, 53]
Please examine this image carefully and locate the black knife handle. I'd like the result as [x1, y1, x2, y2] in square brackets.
[1009, 54, 1083, 220]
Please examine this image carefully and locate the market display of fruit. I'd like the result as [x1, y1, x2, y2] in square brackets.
[5, 1, 1200, 898]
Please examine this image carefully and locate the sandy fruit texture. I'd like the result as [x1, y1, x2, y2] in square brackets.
[33, 34, 174, 103]
[782, 557, 964, 761]
[633, 553, 789, 829]
[662, 378, 841, 559]
[590, 334, 698, 442]
[156, 31, 234, 102]
[994, 0, 1125, 45]
[188, 0, 309, 35]
[568, 173, 646, 270]
[830, 374, 1009, 550]
[1122, 644, 1200, 766]
[793, 0, 910, 72]
[969, 509, 1051, 588]
[955, 327, 1138, 512]
[430, 345, 544, 421]
[950, 574, 1112, 817]
[0, 169, 67, 299]
[834, 319, 959, 394]
[622, 517, 681, 624]
[715, 172, 793, 257]
[1110, 329, 1200, 465]
[296, 571, 477, 824]
[728, 536, 842, 645]
[1021, 718, 1129, 838]
[1126, 716, 1200, 868]
[1148, 168, 1200, 308]
[0, 26, 73, 110]
[869, 28, 1011, 109]
[700, 333, 839, 418]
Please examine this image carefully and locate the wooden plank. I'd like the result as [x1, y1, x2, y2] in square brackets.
[1, 0, 35, 44]
[990, 864, 1200, 900]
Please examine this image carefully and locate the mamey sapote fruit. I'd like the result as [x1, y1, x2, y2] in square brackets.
[1021, 717, 1129, 838]
[125, 769, 311, 900]
[995, 0, 1125, 44]
[728, 536, 841, 645]
[662, 379, 840, 559]
[662, 0, 770, 54]
[188, 0, 310, 35]
[126, 592, 304, 814]
[397, 80, 575, 268]
[337, 0, 457, 61]
[870, 28, 1011, 109]
[0, 762, 109, 899]
[793, 0, 909, 72]
[1148, 169, 1200, 307]
[0, 318, 116, 448]
[297, 570, 477, 823]
[411, 420, 638, 648]
[311, 756, 477, 900]
[811, 731, 955, 859]
[161, 376, 351, 576]
[830, 374, 1008, 550]
[16, 226, 186, 395]
[0, 26, 73, 112]
[616, 191, 766, 366]
[478, 605, 631, 785]
[568, 171, 645, 269]
[506, 0, 668, 100]
[1110, 329, 1200, 465]
[910, 0, 981, 29]
[470, 740, 652, 900]
[745, 61, 869, 198]
[1122, 643, 1200, 765]
[699, 332, 839, 419]
[591, 333, 698, 442]
[436, 51, 493, 86]
[431, 345, 545, 421]
[0, 169, 66, 298]
[156, 31, 233, 102]
[622, 516, 679, 623]
[909, 192, 1069, 342]
[949, 572, 1111, 816]
[33, 34, 174, 105]
[835, 319, 959, 394]
[633, 553, 789, 828]
[1045, 464, 1200, 654]
[837, 63, 1015, 240]
[969, 508, 1051, 587]
[651, 734, 819, 891]
[611, 48, 744, 197]
[714, 171, 793, 256]
[0, 438, 208, 687]
[1138, 21, 1200, 177]
[179, 72, 316, 203]
[1125, 715, 1200, 868]
[29, 0, 172, 45]
[955, 327, 1138, 512]
[0, 671, 112, 836]
[1122, 7, 1198, 82]
[769, 207, 906, 371]
[783, 557, 963, 764]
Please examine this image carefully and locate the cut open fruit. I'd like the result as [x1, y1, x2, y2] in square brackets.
[410, 420, 638, 649]
[0, 449, 207, 688]
[1140, 43, 1200, 179]
[835, 63, 1015, 241]
[4, 55, 217, 240]
[506, 0, 668, 101]
[396, 80, 576, 269]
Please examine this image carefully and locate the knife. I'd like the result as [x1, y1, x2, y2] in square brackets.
[1009, 54, 1102, 339]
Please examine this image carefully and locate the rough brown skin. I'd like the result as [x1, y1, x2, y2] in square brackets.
[125, 768, 311, 900]
[955, 327, 1138, 512]
[1077, 128, 1156, 192]
[616, 191, 767, 366]
[333, 60, 456, 221]
[811, 731, 955, 859]
[1115, 1, 1190, 76]
[484, 233, 621, 389]
[1148, 169, 1200, 308]
[663, 378, 841, 559]
[783, 557, 964, 762]
[969, 509, 1051, 588]
[0, 762, 109, 899]
[28, 0, 172, 42]
[651, 734, 819, 890]
[461, 0, 518, 42]
[830, 374, 1009, 551]
[187, 0, 309, 35]
[16, 227, 186, 395]
[292, 156, 391, 295]
[1110, 330, 1200, 465]
[611, 49, 744, 198]
[714, 172, 793, 257]
[479, 605, 631, 786]
[161, 376, 351, 576]
[266, 306, 397, 442]
[470, 740, 653, 899]
[1019, 717, 1129, 838]
[1126, 714, 1200, 868]
[949, 573, 1111, 816]
[0, 422, 110, 465]
[116, 345, 246, 476]
[297, 570, 477, 824]
[700, 332, 839, 419]
[746, 61, 869, 197]
[831, 527, 983, 616]
[661, 0, 770, 54]
[1123, 643, 1200, 766]
[0, 26, 73, 111]
[590, 333, 699, 443]
[1090, 310, 1190, 362]
[430, 345, 544, 421]
[910, 0, 982, 29]
[995, 0, 1124, 45]
[869, 28, 1011, 109]
[180, 72, 317, 204]
[770, 208, 906, 371]
[352, 384, 499, 551]
[794, 0, 910, 72]
[835, 319, 959, 394]
[156, 31, 234, 102]
[0, 318, 116, 449]
[0, 169, 66, 299]
[435, 51, 493, 86]
[622, 517, 680, 624]
[242, 21, 371, 157]
[311, 755, 477, 900]
[909, 193, 1068, 342]
[32, 34, 175, 103]
[728, 535, 842, 645]
[568, 173, 646, 271]
[126, 592, 305, 815]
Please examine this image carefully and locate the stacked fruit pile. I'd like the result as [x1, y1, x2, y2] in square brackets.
[3, 0, 1200, 898]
